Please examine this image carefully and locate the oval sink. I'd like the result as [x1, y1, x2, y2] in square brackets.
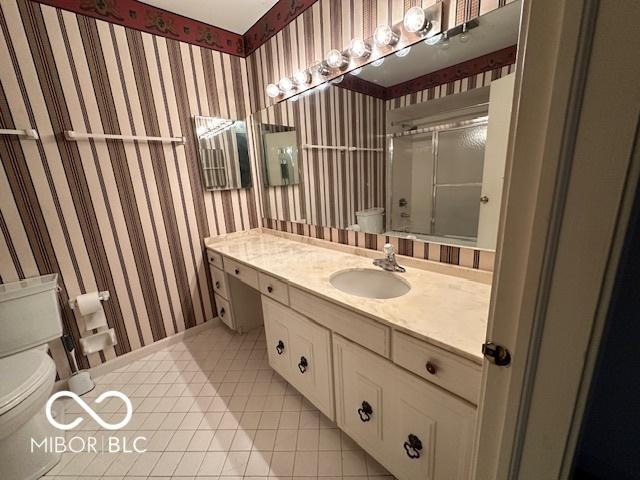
[329, 268, 410, 299]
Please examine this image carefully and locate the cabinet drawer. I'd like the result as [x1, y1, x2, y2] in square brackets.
[259, 272, 289, 305]
[210, 266, 228, 300]
[263, 297, 334, 420]
[224, 258, 259, 290]
[392, 332, 481, 404]
[290, 287, 390, 357]
[206, 249, 224, 269]
[214, 293, 234, 330]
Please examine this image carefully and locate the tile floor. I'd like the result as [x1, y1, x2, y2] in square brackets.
[43, 324, 395, 480]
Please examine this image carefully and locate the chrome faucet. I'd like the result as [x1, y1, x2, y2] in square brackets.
[373, 243, 406, 273]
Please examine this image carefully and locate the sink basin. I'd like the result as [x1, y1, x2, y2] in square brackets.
[329, 268, 410, 299]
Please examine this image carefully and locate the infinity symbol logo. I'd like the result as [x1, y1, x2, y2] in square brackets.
[45, 390, 133, 431]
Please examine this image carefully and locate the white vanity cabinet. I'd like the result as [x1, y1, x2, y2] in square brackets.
[206, 243, 480, 480]
[334, 335, 476, 480]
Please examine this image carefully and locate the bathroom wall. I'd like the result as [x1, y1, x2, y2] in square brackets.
[254, 85, 385, 229]
[0, 0, 258, 377]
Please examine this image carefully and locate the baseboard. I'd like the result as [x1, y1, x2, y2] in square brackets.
[54, 318, 220, 392]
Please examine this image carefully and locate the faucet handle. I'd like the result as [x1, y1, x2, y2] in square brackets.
[383, 243, 394, 256]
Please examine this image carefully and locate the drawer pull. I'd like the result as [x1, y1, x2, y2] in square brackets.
[276, 340, 285, 355]
[357, 401, 373, 422]
[267, 285, 273, 293]
[425, 361, 437, 375]
[215, 281, 220, 289]
[220, 308, 225, 317]
[298, 356, 308, 373]
[404, 434, 423, 459]
[235, 268, 240, 275]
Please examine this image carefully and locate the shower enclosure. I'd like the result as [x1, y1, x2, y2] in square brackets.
[389, 117, 488, 246]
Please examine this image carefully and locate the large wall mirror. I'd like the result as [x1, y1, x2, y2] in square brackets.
[250, 1, 520, 250]
[194, 116, 252, 191]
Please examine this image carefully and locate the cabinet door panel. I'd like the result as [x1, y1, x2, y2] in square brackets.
[388, 374, 476, 480]
[333, 335, 390, 461]
[263, 298, 292, 377]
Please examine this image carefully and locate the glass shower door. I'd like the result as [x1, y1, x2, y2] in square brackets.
[432, 123, 487, 240]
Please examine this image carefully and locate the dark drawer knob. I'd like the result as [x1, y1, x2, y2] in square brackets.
[220, 307, 225, 317]
[404, 433, 423, 459]
[358, 401, 373, 422]
[215, 281, 220, 289]
[425, 362, 437, 375]
[298, 356, 308, 373]
[267, 285, 273, 293]
[235, 268, 240, 275]
[276, 340, 285, 355]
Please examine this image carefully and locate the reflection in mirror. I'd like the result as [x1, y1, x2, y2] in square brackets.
[254, 1, 521, 251]
[259, 123, 300, 186]
[194, 116, 252, 191]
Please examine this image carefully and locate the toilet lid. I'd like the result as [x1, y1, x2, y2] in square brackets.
[0, 349, 54, 416]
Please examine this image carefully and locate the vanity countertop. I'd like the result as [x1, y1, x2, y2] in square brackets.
[205, 229, 491, 364]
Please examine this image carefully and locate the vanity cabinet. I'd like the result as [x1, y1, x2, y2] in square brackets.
[262, 296, 334, 420]
[334, 335, 476, 480]
[206, 244, 480, 480]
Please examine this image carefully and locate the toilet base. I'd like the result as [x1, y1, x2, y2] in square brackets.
[0, 408, 61, 480]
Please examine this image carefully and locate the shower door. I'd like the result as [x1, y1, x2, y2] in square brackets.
[432, 123, 487, 240]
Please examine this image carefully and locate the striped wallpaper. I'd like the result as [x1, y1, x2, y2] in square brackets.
[246, 0, 515, 113]
[0, 0, 258, 378]
[252, 84, 385, 229]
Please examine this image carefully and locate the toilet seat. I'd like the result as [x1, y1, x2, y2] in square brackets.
[0, 349, 55, 416]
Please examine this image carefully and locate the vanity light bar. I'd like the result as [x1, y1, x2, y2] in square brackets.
[264, 2, 444, 100]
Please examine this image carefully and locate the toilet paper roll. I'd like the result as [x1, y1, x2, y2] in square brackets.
[75, 292, 101, 316]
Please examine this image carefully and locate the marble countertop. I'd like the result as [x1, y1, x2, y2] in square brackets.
[205, 230, 491, 364]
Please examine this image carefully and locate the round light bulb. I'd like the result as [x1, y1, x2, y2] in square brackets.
[423, 33, 442, 46]
[395, 46, 411, 58]
[330, 75, 345, 85]
[350, 38, 371, 58]
[351, 67, 363, 76]
[266, 83, 280, 98]
[371, 58, 385, 67]
[374, 24, 399, 47]
[326, 49, 348, 69]
[403, 7, 428, 33]
[278, 77, 294, 92]
[293, 70, 311, 86]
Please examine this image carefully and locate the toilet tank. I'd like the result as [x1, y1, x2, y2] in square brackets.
[0, 274, 63, 358]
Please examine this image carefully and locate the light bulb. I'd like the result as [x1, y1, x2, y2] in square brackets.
[371, 58, 385, 67]
[403, 6, 429, 33]
[293, 70, 311, 86]
[351, 67, 363, 75]
[424, 33, 442, 46]
[278, 77, 294, 92]
[266, 83, 280, 98]
[330, 75, 345, 85]
[350, 38, 371, 58]
[317, 62, 331, 77]
[326, 49, 348, 69]
[374, 24, 399, 47]
[395, 46, 411, 58]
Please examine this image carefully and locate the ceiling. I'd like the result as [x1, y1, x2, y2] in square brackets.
[141, 0, 279, 34]
[356, 0, 520, 87]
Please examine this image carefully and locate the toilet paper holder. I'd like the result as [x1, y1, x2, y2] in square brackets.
[69, 290, 110, 310]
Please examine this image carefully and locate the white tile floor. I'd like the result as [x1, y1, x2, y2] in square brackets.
[44, 325, 395, 480]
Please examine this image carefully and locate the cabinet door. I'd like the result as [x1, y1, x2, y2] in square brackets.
[288, 315, 334, 420]
[214, 293, 234, 330]
[388, 373, 476, 480]
[333, 335, 390, 461]
[262, 297, 293, 377]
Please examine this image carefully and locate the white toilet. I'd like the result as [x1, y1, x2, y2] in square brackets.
[0, 274, 63, 480]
